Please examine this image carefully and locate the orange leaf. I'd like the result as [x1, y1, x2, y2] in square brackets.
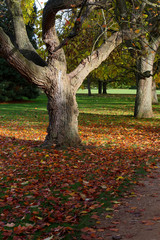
[109, 228, 119, 232]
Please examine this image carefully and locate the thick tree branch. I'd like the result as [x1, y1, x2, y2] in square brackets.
[143, 0, 160, 8]
[5, 0, 30, 49]
[87, 0, 111, 9]
[69, 29, 142, 91]
[69, 31, 123, 91]
[5, 0, 47, 67]
[151, 36, 160, 52]
[0, 27, 47, 89]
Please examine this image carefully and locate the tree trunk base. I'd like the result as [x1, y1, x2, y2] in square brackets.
[40, 142, 83, 149]
[41, 135, 82, 149]
[152, 100, 159, 105]
[134, 111, 153, 119]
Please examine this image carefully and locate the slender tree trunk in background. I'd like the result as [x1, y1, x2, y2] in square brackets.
[134, 38, 160, 118]
[134, 56, 153, 118]
[98, 80, 102, 94]
[152, 79, 159, 104]
[87, 77, 92, 96]
[103, 81, 107, 94]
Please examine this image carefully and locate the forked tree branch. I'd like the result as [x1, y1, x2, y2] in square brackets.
[51, 0, 87, 53]
[42, 0, 83, 62]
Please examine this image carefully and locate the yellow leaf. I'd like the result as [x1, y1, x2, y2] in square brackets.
[40, 160, 45, 164]
[135, 29, 140, 34]
[106, 208, 114, 211]
[106, 215, 113, 218]
[73, 166, 78, 168]
[116, 176, 124, 180]
[36, 216, 43, 220]
[80, 211, 88, 214]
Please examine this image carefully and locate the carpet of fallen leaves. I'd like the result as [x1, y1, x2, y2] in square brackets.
[0, 96, 160, 240]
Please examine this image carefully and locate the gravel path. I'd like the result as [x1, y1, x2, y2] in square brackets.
[93, 165, 160, 240]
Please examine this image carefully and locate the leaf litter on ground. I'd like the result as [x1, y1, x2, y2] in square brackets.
[0, 94, 159, 239]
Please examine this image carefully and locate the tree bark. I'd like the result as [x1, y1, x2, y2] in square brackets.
[43, 74, 81, 147]
[87, 77, 92, 96]
[134, 56, 154, 118]
[103, 81, 107, 94]
[134, 38, 160, 118]
[98, 80, 102, 94]
[152, 79, 159, 104]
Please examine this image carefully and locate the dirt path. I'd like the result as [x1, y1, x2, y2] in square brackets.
[93, 165, 160, 240]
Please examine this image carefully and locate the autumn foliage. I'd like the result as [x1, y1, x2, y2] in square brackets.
[0, 94, 160, 239]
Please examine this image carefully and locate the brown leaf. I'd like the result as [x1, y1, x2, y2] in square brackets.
[109, 228, 119, 232]
[153, 217, 160, 221]
[141, 220, 155, 225]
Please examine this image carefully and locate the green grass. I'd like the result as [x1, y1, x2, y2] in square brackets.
[77, 88, 160, 95]
[1, 89, 159, 119]
[77, 94, 135, 116]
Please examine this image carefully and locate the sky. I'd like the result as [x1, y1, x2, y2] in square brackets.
[36, 0, 47, 10]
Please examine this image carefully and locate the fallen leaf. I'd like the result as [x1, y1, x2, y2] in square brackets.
[5, 223, 15, 227]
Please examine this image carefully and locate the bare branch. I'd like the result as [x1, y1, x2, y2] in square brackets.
[143, 0, 160, 8]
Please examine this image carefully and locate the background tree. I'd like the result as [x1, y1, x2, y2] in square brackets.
[115, 0, 160, 118]
[134, 37, 160, 118]
[152, 50, 160, 104]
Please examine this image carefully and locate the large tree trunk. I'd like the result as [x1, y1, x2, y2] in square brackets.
[43, 74, 81, 147]
[152, 79, 159, 104]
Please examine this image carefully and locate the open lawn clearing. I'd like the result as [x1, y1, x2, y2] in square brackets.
[0, 93, 159, 239]
[77, 88, 160, 95]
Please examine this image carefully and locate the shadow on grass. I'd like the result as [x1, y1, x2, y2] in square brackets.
[0, 134, 43, 149]
[79, 113, 160, 128]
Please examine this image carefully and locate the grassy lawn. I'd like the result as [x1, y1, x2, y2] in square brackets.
[77, 88, 160, 95]
[0, 91, 160, 239]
